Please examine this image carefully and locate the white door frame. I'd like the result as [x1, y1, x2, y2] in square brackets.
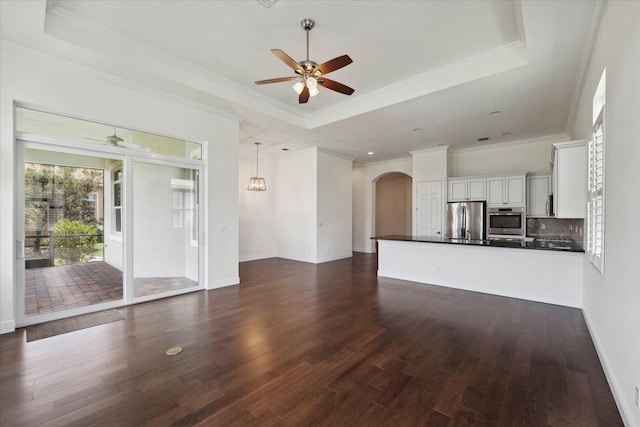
[15, 135, 204, 327]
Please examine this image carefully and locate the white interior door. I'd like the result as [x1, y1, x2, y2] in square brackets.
[415, 180, 443, 237]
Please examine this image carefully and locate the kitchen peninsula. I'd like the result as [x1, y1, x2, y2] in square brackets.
[372, 235, 584, 308]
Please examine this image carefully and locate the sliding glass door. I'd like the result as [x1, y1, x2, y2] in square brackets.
[17, 142, 202, 327]
[21, 146, 124, 322]
[132, 162, 200, 299]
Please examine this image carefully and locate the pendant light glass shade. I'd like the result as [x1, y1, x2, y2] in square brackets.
[247, 177, 267, 191]
[247, 142, 266, 191]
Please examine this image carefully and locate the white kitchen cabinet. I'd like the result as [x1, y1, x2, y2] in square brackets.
[552, 141, 586, 218]
[447, 178, 486, 201]
[527, 174, 552, 217]
[487, 175, 525, 207]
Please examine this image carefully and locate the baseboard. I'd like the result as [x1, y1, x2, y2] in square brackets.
[0, 320, 16, 334]
[352, 247, 374, 253]
[315, 252, 353, 263]
[376, 270, 582, 308]
[276, 253, 316, 264]
[582, 309, 634, 427]
[239, 252, 277, 262]
[206, 276, 239, 290]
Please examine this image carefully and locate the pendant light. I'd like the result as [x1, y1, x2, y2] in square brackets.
[247, 142, 266, 191]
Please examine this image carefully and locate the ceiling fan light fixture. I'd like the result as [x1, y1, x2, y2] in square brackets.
[306, 76, 317, 89]
[292, 79, 305, 95]
[255, 18, 354, 104]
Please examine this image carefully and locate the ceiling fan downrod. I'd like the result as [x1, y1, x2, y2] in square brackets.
[301, 18, 314, 64]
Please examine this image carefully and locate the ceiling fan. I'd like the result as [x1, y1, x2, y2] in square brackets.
[86, 127, 144, 150]
[255, 18, 354, 104]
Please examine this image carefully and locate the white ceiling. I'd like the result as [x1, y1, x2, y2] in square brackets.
[0, 0, 602, 163]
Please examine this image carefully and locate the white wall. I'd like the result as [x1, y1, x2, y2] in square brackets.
[275, 148, 318, 263]
[238, 146, 276, 262]
[0, 42, 240, 333]
[352, 157, 413, 253]
[569, 2, 640, 426]
[412, 146, 450, 181]
[451, 139, 563, 176]
[317, 150, 353, 263]
[240, 147, 352, 264]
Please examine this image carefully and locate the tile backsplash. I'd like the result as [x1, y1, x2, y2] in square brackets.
[527, 218, 585, 249]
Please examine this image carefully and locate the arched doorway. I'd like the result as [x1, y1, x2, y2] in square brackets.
[374, 172, 412, 236]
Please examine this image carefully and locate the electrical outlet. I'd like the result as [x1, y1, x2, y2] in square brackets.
[541, 223, 546, 230]
[635, 385, 639, 408]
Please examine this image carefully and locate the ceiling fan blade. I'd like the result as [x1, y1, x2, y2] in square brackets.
[299, 86, 310, 104]
[318, 78, 355, 96]
[314, 55, 353, 75]
[255, 76, 299, 85]
[271, 49, 302, 72]
[107, 135, 124, 144]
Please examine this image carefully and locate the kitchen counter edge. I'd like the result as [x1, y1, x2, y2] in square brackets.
[371, 235, 585, 253]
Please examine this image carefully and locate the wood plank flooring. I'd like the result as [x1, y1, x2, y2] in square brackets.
[0, 253, 623, 426]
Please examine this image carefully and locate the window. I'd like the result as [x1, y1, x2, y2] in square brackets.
[113, 168, 122, 234]
[587, 70, 605, 272]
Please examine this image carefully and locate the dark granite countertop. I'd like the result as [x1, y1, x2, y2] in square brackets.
[371, 235, 585, 253]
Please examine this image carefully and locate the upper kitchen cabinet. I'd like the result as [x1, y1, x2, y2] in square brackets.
[487, 174, 526, 207]
[448, 177, 486, 201]
[552, 141, 586, 218]
[527, 174, 552, 217]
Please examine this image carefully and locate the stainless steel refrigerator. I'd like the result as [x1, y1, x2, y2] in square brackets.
[446, 201, 486, 240]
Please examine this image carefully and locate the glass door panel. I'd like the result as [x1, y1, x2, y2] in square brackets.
[132, 162, 199, 298]
[23, 149, 123, 317]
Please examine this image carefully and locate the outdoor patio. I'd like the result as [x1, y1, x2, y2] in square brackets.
[25, 262, 197, 317]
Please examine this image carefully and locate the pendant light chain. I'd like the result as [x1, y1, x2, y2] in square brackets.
[256, 142, 260, 176]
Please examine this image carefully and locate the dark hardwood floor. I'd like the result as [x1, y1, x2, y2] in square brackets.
[0, 253, 622, 426]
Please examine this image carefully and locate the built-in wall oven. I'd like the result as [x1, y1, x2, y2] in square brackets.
[488, 207, 525, 237]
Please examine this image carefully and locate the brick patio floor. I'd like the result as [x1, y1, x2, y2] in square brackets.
[25, 262, 197, 317]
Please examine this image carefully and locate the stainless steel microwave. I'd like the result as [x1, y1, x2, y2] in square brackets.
[488, 207, 525, 236]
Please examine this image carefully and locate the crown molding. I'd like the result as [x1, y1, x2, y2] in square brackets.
[44, 7, 308, 126]
[42, 5, 530, 132]
[565, 0, 607, 135]
[410, 145, 451, 156]
[1, 40, 244, 124]
[317, 147, 355, 161]
[451, 133, 569, 153]
[511, 0, 526, 48]
[307, 40, 529, 129]
[353, 156, 412, 169]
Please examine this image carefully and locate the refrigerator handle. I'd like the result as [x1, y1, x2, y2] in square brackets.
[462, 206, 466, 238]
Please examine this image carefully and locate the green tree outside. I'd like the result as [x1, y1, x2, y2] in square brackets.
[24, 163, 104, 265]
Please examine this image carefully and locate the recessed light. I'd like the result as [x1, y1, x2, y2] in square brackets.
[367, 152, 374, 155]
[490, 111, 502, 116]
[477, 137, 490, 142]
[413, 128, 422, 133]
